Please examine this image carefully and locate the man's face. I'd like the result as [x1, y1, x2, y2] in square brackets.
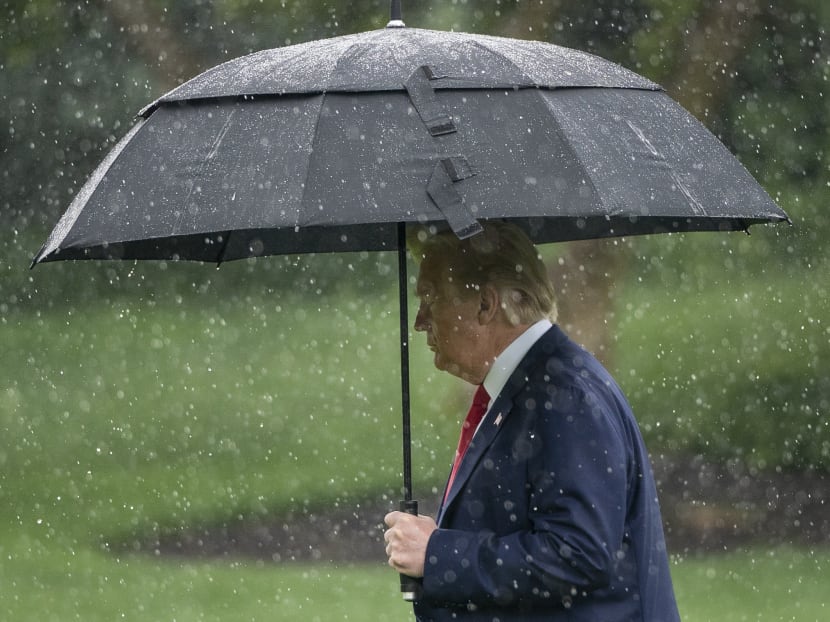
[413, 253, 485, 384]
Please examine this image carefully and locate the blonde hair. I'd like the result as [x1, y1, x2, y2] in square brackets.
[409, 221, 557, 326]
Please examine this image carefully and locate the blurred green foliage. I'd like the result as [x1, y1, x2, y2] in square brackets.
[1, 0, 828, 491]
[615, 230, 829, 471]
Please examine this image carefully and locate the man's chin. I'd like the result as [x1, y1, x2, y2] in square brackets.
[434, 356, 464, 380]
[433, 353, 450, 372]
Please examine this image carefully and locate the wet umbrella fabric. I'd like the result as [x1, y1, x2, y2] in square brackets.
[33, 27, 787, 265]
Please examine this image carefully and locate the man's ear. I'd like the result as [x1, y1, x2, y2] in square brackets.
[478, 285, 500, 325]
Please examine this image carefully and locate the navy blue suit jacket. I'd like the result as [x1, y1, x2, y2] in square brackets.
[414, 325, 680, 621]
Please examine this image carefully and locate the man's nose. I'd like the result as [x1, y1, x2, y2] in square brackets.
[414, 304, 428, 332]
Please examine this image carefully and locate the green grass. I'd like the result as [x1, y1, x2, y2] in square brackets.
[672, 548, 830, 621]
[2, 535, 408, 621]
[2, 534, 827, 621]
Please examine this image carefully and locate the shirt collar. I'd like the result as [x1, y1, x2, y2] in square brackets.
[483, 319, 552, 402]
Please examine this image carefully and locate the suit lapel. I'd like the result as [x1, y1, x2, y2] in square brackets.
[438, 392, 514, 524]
[436, 326, 566, 526]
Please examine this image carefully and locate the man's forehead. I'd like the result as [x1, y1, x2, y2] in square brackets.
[416, 253, 468, 297]
[415, 257, 441, 294]
[415, 254, 448, 293]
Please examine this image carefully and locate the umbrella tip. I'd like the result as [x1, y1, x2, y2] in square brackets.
[387, 0, 405, 28]
[30, 249, 45, 269]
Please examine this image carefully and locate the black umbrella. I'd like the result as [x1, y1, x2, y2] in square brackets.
[32, 17, 788, 265]
[33, 1, 788, 599]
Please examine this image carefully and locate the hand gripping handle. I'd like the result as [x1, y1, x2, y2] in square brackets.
[398, 499, 422, 601]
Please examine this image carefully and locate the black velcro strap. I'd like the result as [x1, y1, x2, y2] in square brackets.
[404, 66, 457, 137]
[427, 157, 482, 239]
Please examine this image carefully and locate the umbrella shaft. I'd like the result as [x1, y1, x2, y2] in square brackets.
[397, 223, 413, 501]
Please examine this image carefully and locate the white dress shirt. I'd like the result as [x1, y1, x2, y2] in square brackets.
[477, 319, 552, 432]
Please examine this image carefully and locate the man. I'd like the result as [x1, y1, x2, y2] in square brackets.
[384, 222, 680, 621]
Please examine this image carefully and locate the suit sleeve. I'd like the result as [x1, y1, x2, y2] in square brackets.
[421, 381, 631, 609]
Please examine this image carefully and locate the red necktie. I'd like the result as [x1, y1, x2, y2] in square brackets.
[444, 385, 490, 501]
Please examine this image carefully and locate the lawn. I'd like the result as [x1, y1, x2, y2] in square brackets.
[672, 547, 829, 621]
[2, 536, 827, 621]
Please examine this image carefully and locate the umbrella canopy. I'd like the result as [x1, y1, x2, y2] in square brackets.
[33, 26, 788, 265]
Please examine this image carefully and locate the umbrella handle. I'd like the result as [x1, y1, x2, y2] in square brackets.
[398, 499, 423, 601]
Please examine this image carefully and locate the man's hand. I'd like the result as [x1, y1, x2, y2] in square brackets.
[383, 511, 437, 578]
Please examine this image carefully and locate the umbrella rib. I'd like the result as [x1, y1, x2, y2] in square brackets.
[32, 118, 148, 266]
[624, 119, 707, 216]
[531, 89, 606, 212]
[461, 39, 608, 216]
[215, 230, 233, 265]
[294, 40, 367, 228]
[174, 107, 240, 233]
[466, 39, 537, 87]
[296, 93, 329, 229]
